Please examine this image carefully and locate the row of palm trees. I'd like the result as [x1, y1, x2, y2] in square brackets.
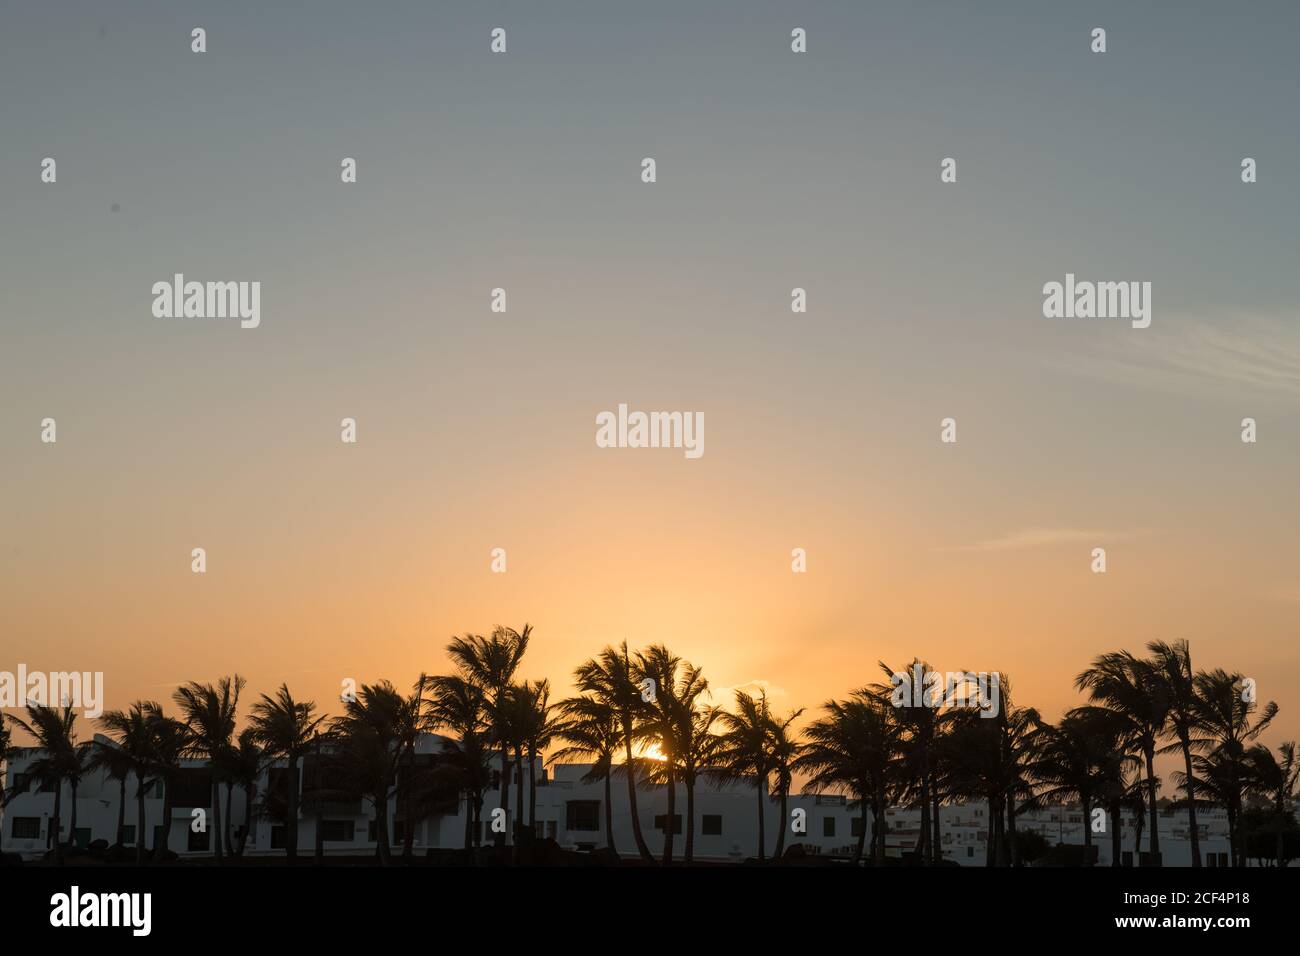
[3, 632, 1296, 867]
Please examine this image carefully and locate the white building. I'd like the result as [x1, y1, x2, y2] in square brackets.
[0, 733, 1234, 865]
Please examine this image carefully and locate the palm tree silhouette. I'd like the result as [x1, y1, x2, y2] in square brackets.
[551, 694, 624, 859]
[446, 625, 531, 848]
[5, 703, 80, 864]
[227, 727, 263, 859]
[97, 702, 160, 863]
[422, 674, 491, 857]
[173, 675, 245, 863]
[1030, 709, 1117, 865]
[1190, 668, 1277, 866]
[1076, 652, 1171, 864]
[794, 690, 899, 864]
[574, 642, 656, 863]
[146, 707, 188, 863]
[330, 680, 413, 865]
[766, 705, 804, 860]
[248, 684, 326, 863]
[1244, 741, 1299, 868]
[1148, 640, 1204, 866]
[715, 690, 778, 862]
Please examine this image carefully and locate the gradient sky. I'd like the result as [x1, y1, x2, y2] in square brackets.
[3, 2, 1298, 777]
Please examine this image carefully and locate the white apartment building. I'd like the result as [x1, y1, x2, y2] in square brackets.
[0, 733, 1235, 865]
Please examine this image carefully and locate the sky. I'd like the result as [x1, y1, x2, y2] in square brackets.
[2, 2, 1298, 778]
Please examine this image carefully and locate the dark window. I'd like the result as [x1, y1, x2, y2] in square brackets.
[851, 816, 863, 837]
[171, 768, 212, 809]
[566, 800, 600, 832]
[967, 847, 974, 858]
[13, 772, 32, 793]
[271, 825, 286, 849]
[188, 826, 210, 852]
[11, 817, 40, 839]
[822, 817, 835, 837]
[122, 825, 136, 846]
[701, 814, 722, 835]
[321, 820, 355, 842]
[653, 814, 683, 834]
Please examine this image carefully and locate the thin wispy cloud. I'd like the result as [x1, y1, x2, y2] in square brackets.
[1053, 314, 1300, 397]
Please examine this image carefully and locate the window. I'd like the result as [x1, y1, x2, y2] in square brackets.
[122, 825, 136, 847]
[320, 820, 354, 842]
[967, 847, 974, 858]
[701, 814, 722, 836]
[653, 814, 683, 834]
[851, 817, 863, 838]
[11, 817, 40, 839]
[566, 800, 601, 832]
[74, 827, 92, 848]
[188, 827, 210, 852]
[271, 825, 286, 850]
[534, 820, 557, 839]
[822, 817, 835, 838]
[13, 772, 32, 794]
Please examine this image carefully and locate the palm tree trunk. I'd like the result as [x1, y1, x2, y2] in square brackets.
[932, 792, 942, 863]
[685, 777, 696, 863]
[1081, 796, 1093, 866]
[874, 791, 887, 864]
[773, 786, 788, 859]
[285, 755, 299, 862]
[755, 777, 766, 862]
[375, 794, 392, 864]
[1007, 797, 1020, 866]
[663, 769, 676, 866]
[136, 773, 148, 864]
[919, 761, 931, 865]
[1181, 735, 1200, 867]
[51, 778, 64, 865]
[239, 782, 255, 858]
[69, 778, 79, 845]
[498, 741, 510, 847]
[1109, 800, 1122, 866]
[1277, 797, 1286, 870]
[224, 781, 235, 856]
[854, 798, 868, 864]
[603, 769, 618, 858]
[513, 745, 525, 855]
[211, 779, 224, 862]
[116, 777, 127, 847]
[1144, 746, 1160, 863]
[623, 728, 654, 863]
[463, 790, 474, 853]
[154, 782, 173, 862]
[527, 748, 538, 834]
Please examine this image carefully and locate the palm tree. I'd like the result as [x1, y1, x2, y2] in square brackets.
[1148, 640, 1203, 866]
[551, 694, 623, 858]
[715, 690, 776, 862]
[5, 704, 80, 864]
[146, 706, 189, 862]
[676, 702, 723, 863]
[227, 728, 263, 858]
[873, 660, 944, 864]
[1191, 668, 1277, 866]
[445, 625, 531, 847]
[87, 737, 134, 849]
[173, 675, 245, 862]
[1029, 709, 1115, 865]
[634, 645, 709, 865]
[1243, 741, 1299, 868]
[330, 681, 410, 865]
[422, 674, 491, 856]
[574, 642, 656, 863]
[1076, 651, 1170, 864]
[516, 679, 560, 839]
[248, 684, 326, 863]
[767, 706, 804, 860]
[98, 702, 160, 863]
[794, 690, 899, 864]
